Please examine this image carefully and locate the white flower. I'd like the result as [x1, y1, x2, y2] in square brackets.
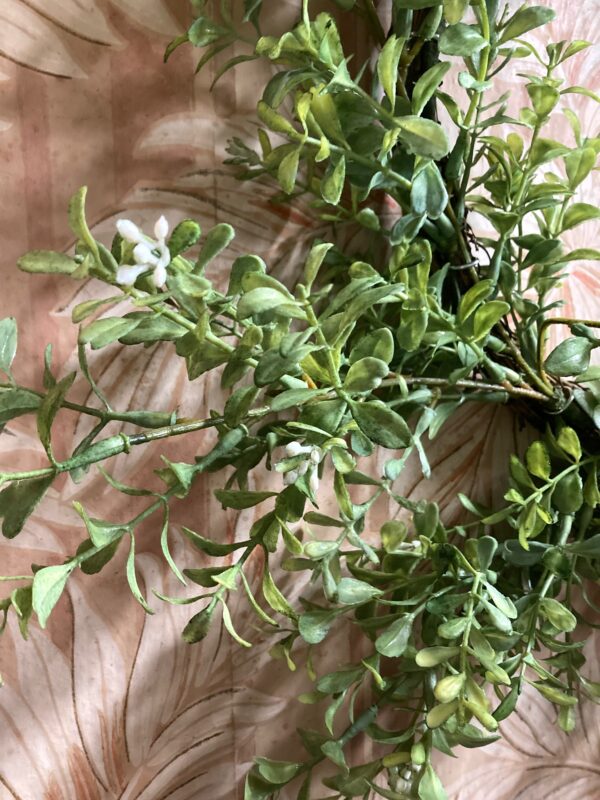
[278, 441, 323, 494]
[115, 215, 171, 288]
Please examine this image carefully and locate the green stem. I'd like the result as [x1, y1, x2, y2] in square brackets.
[0, 407, 270, 484]
[304, 136, 410, 192]
[497, 326, 555, 397]
[385, 373, 550, 403]
[460, 573, 481, 679]
[464, 1, 491, 129]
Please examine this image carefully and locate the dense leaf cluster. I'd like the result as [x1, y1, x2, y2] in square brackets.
[2, 1, 600, 798]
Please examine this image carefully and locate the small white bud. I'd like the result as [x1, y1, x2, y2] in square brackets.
[284, 469, 298, 486]
[309, 469, 319, 495]
[154, 215, 169, 241]
[286, 441, 311, 457]
[310, 447, 322, 464]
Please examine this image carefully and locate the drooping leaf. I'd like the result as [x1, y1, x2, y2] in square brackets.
[32, 562, 76, 628]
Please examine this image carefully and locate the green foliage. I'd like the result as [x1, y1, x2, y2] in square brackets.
[2, 1, 600, 798]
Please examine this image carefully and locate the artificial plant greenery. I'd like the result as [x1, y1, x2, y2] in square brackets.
[2, 0, 600, 797]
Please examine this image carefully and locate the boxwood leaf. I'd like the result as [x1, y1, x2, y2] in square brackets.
[545, 336, 593, 377]
[350, 401, 411, 449]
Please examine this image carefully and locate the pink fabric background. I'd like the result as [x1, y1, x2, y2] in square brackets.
[0, 1, 598, 797]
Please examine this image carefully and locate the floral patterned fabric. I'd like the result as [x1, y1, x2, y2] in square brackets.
[0, 1, 598, 798]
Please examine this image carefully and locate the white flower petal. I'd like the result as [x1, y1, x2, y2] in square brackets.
[155, 242, 171, 270]
[116, 218, 144, 244]
[154, 215, 169, 241]
[152, 263, 168, 287]
[297, 461, 309, 476]
[116, 264, 148, 286]
[133, 242, 157, 266]
[285, 441, 311, 457]
[310, 447, 322, 464]
[283, 470, 298, 486]
[309, 470, 319, 495]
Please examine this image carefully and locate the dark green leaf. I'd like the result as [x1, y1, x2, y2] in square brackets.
[214, 490, 277, 509]
[350, 401, 411, 449]
[182, 603, 216, 643]
[0, 475, 55, 539]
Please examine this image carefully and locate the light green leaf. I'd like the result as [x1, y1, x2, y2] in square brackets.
[375, 614, 414, 657]
[539, 598, 577, 632]
[439, 23, 487, 57]
[304, 242, 333, 288]
[418, 764, 448, 800]
[349, 328, 395, 365]
[17, 250, 79, 275]
[562, 203, 600, 231]
[194, 223, 235, 273]
[411, 162, 448, 219]
[396, 116, 450, 160]
[556, 427, 582, 461]
[299, 609, 340, 644]
[527, 84, 560, 119]
[73, 502, 127, 548]
[237, 287, 306, 320]
[457, 280, 493, 323]
[499, 5, 556, 45]
[278, 147, 301, 194]
[0, 318, 17, 376]
[321, 155, 346, 205]
[545, 337, 593, 377]
[526, 441, 551, 480]
[336, 577, 382, 605]
[126, 534, 153, 614]
[443, 0, 468, 24]
[378, 35, 404, 106]
[80, 317, 141, 349]
[262, 565, 297, 619]
[343, 357, 389, 393]
[220, 598, 252, 647]
[564, 147, 596, 189]
[412, 62, 451, 117]
[472, 301, 509, 341]
[32, 562, 76, 628]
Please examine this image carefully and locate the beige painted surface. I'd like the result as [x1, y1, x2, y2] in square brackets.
[0, 1, 598, 797]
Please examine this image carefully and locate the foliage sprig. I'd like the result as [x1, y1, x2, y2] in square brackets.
[2, 1, 600, 797]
